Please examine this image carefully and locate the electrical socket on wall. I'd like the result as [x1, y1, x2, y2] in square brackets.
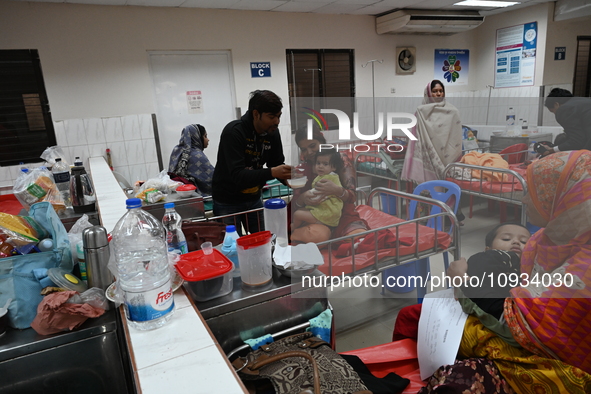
[390, 88, 396, 94]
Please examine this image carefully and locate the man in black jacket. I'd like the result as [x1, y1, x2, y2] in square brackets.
[541, 88, 591, 156]
[212, 90, 291, 234]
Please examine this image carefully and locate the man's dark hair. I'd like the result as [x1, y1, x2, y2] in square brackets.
[430, 79, 445, 94]
[294, 125, 327, 145]
[315, 148, 344, 173]
[544, 88, 573, 109]
[248, 90, 282, 115]
[484, 222, 530, 248]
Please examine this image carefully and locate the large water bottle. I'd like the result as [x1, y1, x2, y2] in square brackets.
[506, 107, 516, 136]
[52, 158, 71, 207]
[221, 225, 240, 277]
[162, 203, 188, 255]
[112, 198, 175, 330]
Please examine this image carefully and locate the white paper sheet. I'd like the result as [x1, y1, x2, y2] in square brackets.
[273, 243, 324, 269]
[417, 288, 469, 380]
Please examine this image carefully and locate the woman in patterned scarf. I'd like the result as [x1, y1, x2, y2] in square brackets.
[421, 150, 591, 394]
[168, 124, 214, 195]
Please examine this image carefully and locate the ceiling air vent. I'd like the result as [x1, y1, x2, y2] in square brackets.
[377, 10, 485, 36]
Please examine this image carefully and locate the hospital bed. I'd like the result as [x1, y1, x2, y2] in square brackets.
[186, 187, 460, 280]
[443, 162, 528, 225]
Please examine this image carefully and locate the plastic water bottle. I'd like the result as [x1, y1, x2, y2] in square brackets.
[112, 198, 175, 330]
[74, 156, 83, 167]
[52, 158, 72, 207]
[506, 107, 516, 135]
[162, 202, 188, 255]
[221, 225, 240, 277]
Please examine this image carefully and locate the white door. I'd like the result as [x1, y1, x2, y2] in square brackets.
[148, 51, 237, 168]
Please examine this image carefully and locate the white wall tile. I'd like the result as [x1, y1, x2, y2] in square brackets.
[0, 166, 11, 184]
[103, 117, 124, 143]
[128, 164, 148, 183]
[145, 161, 160, 179]
[64, 119, 88, 146]
[84, 118, 106, 145]
[141, 139, 158, 164]
[108, 141, 128, 167]
[125, 140, 144, 166]
[88, 143, 108, 162]
[53, 121, 68, 147]
[139, 114, 153, 140]
[122, 115, 141, 141]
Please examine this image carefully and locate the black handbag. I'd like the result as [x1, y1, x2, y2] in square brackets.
[181, 221, 227, 251]
[232, 332, 371, 394]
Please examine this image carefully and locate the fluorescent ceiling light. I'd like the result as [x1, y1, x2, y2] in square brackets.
[454, 0, 520, 7]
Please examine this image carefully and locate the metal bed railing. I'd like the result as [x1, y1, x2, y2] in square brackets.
[443, 162, 528, 225]
[185, 187, 460, 279]
[317, 187, 461, 277]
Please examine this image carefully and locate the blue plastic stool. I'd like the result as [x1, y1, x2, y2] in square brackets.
[382, 180, 461, 302]
[380, 194, 397, 215]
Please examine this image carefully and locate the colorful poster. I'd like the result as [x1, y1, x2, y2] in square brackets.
[434, 49, 469, 85]
[495, 22, 537, 87]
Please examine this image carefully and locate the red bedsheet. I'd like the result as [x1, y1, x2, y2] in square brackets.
[446, 163, 527, 193]
[317, 205, 452, 276]
[341, 339, 426, 393]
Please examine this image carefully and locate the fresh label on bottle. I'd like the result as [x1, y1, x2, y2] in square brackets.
[123, 279, 175, 322]
[168, 241, 188, 255]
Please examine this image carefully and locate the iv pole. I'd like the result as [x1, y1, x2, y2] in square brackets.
[362, 59, 383, 133]
[304, 68, 321, 111]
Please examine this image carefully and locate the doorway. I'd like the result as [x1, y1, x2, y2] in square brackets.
[148, 51, 237, 168]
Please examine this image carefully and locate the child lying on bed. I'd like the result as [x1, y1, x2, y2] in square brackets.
[460, 222, 531, 320]
[392, 222, 531, 341]
[292, 149, 344, 231]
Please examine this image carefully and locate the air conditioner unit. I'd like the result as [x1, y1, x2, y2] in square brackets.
[376, 10, 485, 36]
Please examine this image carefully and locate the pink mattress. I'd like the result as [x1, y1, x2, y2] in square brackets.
[317, 205, 452, 276]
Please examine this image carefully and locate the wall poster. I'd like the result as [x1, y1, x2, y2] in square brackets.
[186, 90, 203, 114]
[495, 22, 537, 88]
[434, 49, 469, 85]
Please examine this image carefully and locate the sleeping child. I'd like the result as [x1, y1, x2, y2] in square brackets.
[292, 149, 344, 230]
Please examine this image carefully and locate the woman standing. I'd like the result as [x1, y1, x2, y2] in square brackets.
[401, 80, 463, 184]
[168, 124, 215, 195]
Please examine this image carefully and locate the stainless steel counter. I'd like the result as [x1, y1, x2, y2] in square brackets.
[140, 193, 205, 220]
[193, 269, 329, 355]
[0, 309, 133, 393]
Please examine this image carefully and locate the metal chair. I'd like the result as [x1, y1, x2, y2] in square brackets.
[383, 180, 461, 302]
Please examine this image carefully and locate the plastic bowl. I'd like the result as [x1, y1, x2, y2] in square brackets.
[288, 176, 307, 189]
[176, 190, 196, 198]
[492, 131, 505, 137]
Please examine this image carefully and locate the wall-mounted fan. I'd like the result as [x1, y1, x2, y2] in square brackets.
[396, 47, 416, 74]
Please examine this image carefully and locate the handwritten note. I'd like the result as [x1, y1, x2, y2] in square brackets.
[417, 288, 468, 380]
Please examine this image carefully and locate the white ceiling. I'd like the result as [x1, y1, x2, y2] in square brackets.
[9, 0, 556, 16]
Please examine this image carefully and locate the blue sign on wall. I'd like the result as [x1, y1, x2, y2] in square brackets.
[555, 47, 566, 61]
[251, 62, 271, 78]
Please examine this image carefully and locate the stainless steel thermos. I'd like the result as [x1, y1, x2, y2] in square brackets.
[83, 226, 112, 291]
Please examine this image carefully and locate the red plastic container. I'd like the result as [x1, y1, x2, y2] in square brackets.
[175, 249, 233, 302]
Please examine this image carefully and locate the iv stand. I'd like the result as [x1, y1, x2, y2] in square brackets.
[304, 68, 321, 111]
[362, 59, 383, 134]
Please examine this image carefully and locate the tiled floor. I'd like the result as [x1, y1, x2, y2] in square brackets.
[332, 201, 511, 353]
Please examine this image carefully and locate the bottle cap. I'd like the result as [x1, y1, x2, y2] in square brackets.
[55, 158, 62, 162]
[264, 198, 287, 209]
[164, 202, 175, 209]
[226, 225, 236, 233]
[126, 198, 142, 209]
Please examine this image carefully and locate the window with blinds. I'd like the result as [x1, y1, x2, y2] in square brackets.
[286, 49, 355, 132]
[0, 49, 56, 166]
[573, 36, 591, 97]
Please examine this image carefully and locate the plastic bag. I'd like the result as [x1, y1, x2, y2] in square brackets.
[40, 146, 69, 167]
[79, 287, 109, 310]
[136, 170, 182, 195]
[13, 167, 66, 213]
